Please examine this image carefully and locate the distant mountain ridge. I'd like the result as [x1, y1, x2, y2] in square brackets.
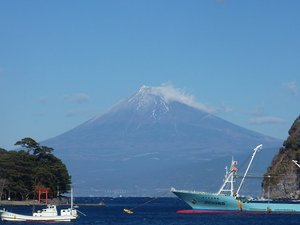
[44, 85, 281, 196]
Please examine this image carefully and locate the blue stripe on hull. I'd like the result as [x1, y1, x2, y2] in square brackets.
[177, 209, 300, 214]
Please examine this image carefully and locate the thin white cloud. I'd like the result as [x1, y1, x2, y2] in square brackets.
[38, 97, 48, 104]
[64, 108, 93, 118]
[63, 93, 90, 103]
[215, 104, 233, 114]
[216, 0, 225, 4]
[139, 84, 216, 113]
[283, 81, 297, 96]
[34, 112, 47, 117]
[65, 109, 83, 118]
[249, 116, 285, 125]
[251, 107, 264, 117]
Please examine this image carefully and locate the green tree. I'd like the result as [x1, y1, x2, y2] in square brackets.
[0, 138, 71, 200]
[15, 137, 53, 155]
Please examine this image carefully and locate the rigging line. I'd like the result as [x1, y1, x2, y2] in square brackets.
[235, 174, 299, 179]
[123, 190, 170, 214]
[236, 143, 265, 172]
[77, 210, 87, 217]
[129, 197, 160, 211]
[252, 172, 299, 177]
[235, 151, 254, 171]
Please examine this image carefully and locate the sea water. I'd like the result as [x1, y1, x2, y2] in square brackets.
[2, 197, 300, 225]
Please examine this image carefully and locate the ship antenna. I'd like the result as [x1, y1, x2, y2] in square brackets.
[236, 144, 262, 196]
[71, 186, 74, 210]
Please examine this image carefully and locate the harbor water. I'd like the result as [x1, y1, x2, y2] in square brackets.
[1, 197, 299, 225]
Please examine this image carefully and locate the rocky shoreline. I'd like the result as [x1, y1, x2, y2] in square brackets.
[1, 200, 40, 206]
[0, 198, 69, 206]
[0, 199, 103, 207]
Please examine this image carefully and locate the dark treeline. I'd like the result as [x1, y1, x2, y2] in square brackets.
[0, 137, 71, 201]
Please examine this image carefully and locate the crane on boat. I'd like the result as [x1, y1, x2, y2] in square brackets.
[292, 160, 300, 168]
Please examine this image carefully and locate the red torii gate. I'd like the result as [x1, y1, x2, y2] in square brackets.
[36, 187, 50, 204]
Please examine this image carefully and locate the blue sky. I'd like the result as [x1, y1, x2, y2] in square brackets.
[1, 0, 299, 150]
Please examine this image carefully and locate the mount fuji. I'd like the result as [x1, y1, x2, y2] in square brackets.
[43, 85, 281, 197]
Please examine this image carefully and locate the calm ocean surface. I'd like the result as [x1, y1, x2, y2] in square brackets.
[2, 197, 300, 225]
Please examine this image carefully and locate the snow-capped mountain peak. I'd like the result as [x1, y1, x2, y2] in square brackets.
[128, 84, 207, 111]
[126, 86, 170, 119]
[89, 84, 214, 124]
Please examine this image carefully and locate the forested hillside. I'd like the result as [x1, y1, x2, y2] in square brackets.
[262, 115, 300, 199]
[0, 138, 71, 201]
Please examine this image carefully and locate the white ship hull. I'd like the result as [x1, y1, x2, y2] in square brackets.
[0, 204, 78, 222]
[1, 211, 77, 222]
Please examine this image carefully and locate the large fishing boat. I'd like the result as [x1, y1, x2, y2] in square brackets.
[171, 144, 300, 214]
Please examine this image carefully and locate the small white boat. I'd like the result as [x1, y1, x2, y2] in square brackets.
[0, 204, 78, 222]
[0, 188, 78, 222]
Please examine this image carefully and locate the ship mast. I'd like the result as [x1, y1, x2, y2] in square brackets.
[236, 144, 262, 196]
[217, 158, 237, 196]
[70, 186, 74, 210]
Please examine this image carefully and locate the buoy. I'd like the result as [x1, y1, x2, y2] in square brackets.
[123, 208, 134, 214]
